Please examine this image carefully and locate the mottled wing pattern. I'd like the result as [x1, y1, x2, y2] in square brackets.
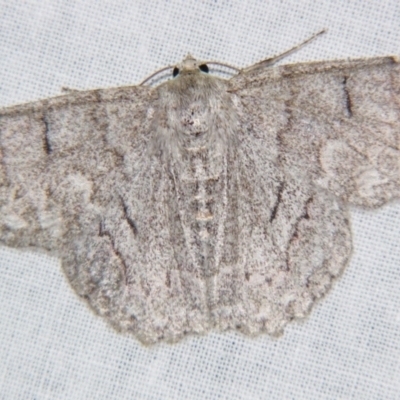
[1, 56, 399, 345]
[231, 57, 400, 207]
[214, 57, 400, 336]
[0, 82, 228, 344]
[0, 87, 170, 338]
[210, 120, 352, 336]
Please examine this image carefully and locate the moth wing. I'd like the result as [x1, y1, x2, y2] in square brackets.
[0, 87, 151, 248]
[211, 104, 351, 336]
[230, 57, 400, 207]
[215, 57, 399, 335]
[0, 88, 167, 342]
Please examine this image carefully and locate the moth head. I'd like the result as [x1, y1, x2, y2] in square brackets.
[139, 54, 239, 86]
[173, 54, 209, 78]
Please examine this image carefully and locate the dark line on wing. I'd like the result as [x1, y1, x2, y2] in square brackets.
[285, 196, 314, 270]
[346, 142, 368, 160]
[120, 196, 138, 236]
[42, 114, 52, 154]
[165, 271, 171, 288]
[275, 94, 294, 165]
[342, 76, 353, 117]
[98, 221, 128, 285]
[269, 182, 285, 223]
[98, 221, 106, 236]
[302, 196, 312, 220]
[289, 197, 314, 237]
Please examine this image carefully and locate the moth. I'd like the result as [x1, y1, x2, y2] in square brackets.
[0, 33, 399, 344]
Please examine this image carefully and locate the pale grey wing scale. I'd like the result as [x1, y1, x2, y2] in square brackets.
[2, 57, 398, 344]
[210, 115, 352, 336]
[211, 58, 400, 335]
[106, 156, 214, 343]
[0, 91, 120, 252]
[230, 57, 400, 208]
[0, 89, 158, 341]
[0, 87, 215, 344]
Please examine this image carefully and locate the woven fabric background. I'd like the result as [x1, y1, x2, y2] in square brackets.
[0, 1, 399, 399]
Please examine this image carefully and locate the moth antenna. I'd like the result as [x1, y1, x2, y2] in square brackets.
[202, 61, 241, 73]
[139, 64, 175, 85]
[242, 29, 327, 73]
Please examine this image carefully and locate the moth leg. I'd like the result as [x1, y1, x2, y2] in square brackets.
[242, 29, 326, 73]
[60, 87, 80, 93]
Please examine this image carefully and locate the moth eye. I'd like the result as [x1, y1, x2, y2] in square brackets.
[199, 64, 209, 73]
[173, 67, 180, 77]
